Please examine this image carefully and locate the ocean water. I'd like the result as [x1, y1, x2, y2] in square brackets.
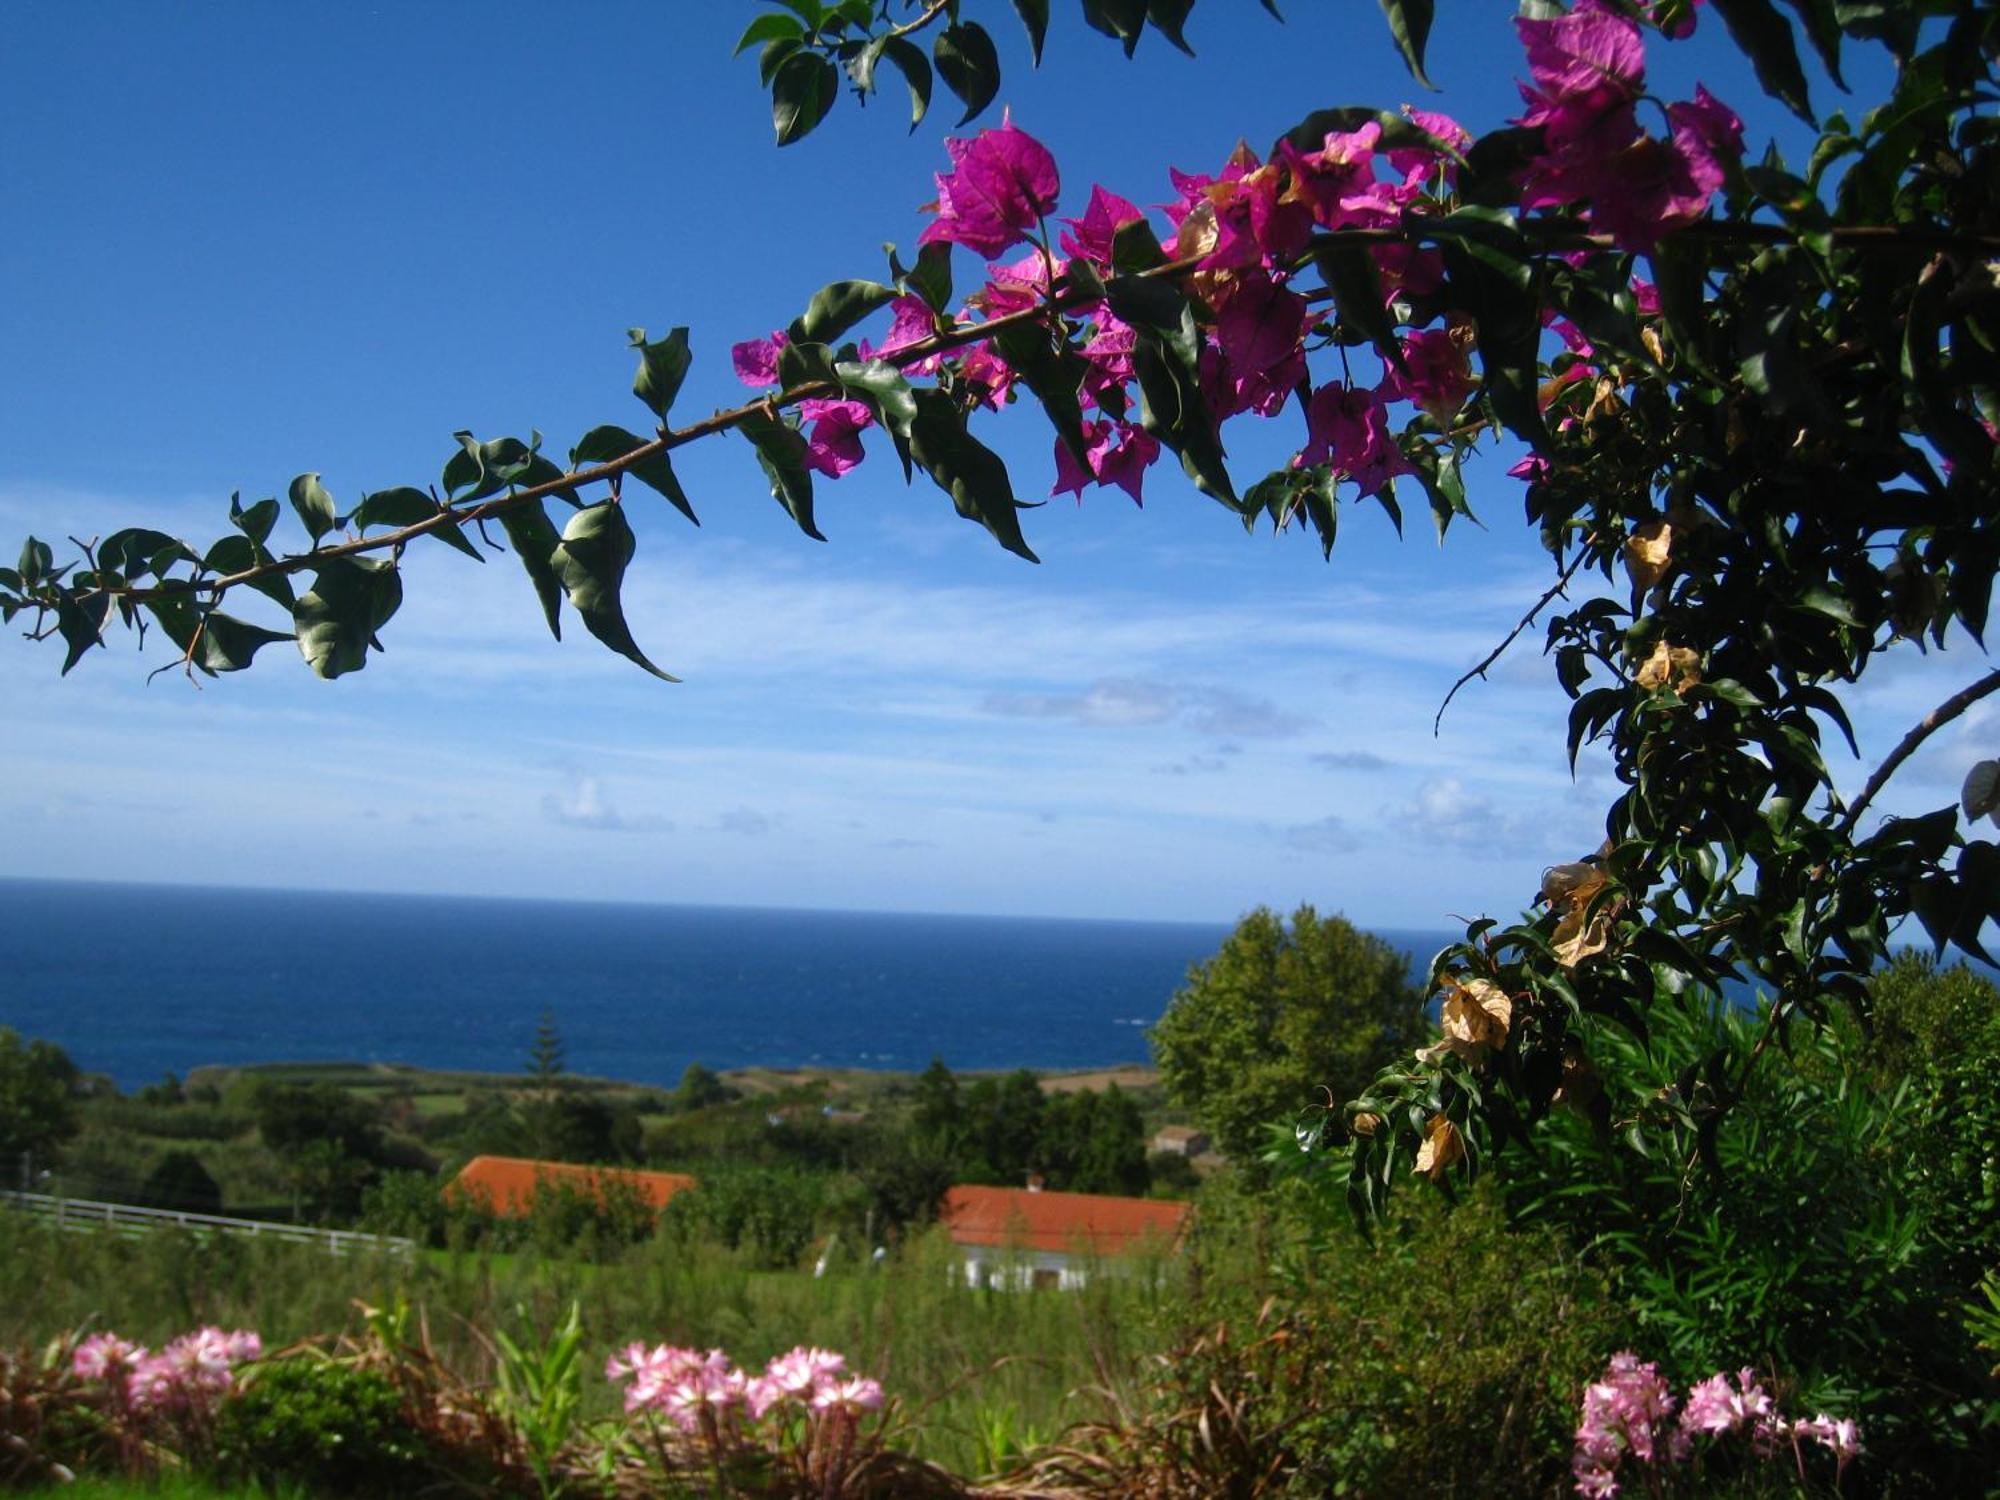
[0, 878, 1455, 1092]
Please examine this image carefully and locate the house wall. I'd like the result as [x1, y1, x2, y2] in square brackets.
[956, 1246, 1092, 1291]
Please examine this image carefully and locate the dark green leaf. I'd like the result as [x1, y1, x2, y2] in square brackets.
[571, 425, 699, 525]
[791, 280, 899, 347]
[194, 611, 294, 673]
[877, 36, 932, 129]
[1146, 0, 1197, 56]
[740, 410, 824, 541]
[1709, 0, 1815, 123]
[629, 326, 693, 423]
[1315, 240, 1404, 370]
[735, 12, 803, 54]
[1131, 315, 1238, 509]
[345, 486, 487, 561]
[500, 502, 566, 640]
[1376, 0, 1435, 87]
[1110, 218, 1167, 275]
[991, 321, 1093, 469]
[293, 556, 402, 680]
[933, 22, 1000, 125]
[894, 240, 954, 315]
[1422, 208, 1544, 445]
[1781, 0, 1844, 86]
[229, 493, 280, 545]
[288, 472, 338, 544]
[550, 502, 678, 681]
[906, 388, 1039, 561]
[772, 51, 840, 145]
[758, 36, 802, 88]
[1082, 0, 1147, 56]
[1009, 0, 1050, 63]
[835, 358, 920, 480]
[98, 529, 195, 580]
[202, 534, 295, 609]
[56, 590, 108, 675]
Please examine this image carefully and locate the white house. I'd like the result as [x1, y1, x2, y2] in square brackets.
[939, 1183, 1191, 1291]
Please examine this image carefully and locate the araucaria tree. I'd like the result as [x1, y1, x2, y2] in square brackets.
[4, 1, 1998, 1209]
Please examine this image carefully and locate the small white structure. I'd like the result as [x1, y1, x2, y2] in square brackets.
[1150, 1125, 1211, 1157]
[940, 1184, 1190, 1291]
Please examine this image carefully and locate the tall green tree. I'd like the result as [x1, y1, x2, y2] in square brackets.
[0, 1028, 80, 1181]
[1151, 906, 1422, 1164]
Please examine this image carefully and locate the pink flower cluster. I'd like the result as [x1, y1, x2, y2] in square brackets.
[73, 1327, 262, 1418]
[725, 6, 1739, 522]
[606, 1342, 884, 1436]
[1573, 1352, 1861, 1498]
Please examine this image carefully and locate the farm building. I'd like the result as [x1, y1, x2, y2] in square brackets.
[445, 1155, 695, 1218]
[1149, 1125, 1211, 1157]
[940, 1183, 1191, 1291]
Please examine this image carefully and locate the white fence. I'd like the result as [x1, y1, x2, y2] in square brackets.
[0, 1190, 414, 1259]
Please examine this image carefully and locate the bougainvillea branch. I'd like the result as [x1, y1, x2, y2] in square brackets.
[8, 0, 1998, 1214]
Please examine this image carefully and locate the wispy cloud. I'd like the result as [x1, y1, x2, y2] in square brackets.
[1312, 748, 1388, 771]
[983, 677, 1310, 738]
[541, 777, 664, 834]
[1283, 814, 1363, 853]
[714, 806, 772, 836]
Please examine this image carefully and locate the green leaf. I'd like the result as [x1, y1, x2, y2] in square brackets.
[1009, 0, 1050, 63]
[1146, 0, 1197, 57]
[288, 472, 338, 544]
[906, 388, 1039, 562]
[195, 611, 295, 674]
[229, 493, 280, 545]
[1709, 0, 1815, 124]
[789, 279, 898, 346]
[892, 240, 954, 315]
[1422, 208, 1544, 446]
[771, 51, 840, 145]
[1082, 0, 1147, 56]
[202, 534, 296, 609]
[56, 590, 109, 675]
[98, 529, 196, 580]
[500, 502, 566, 640]
[933, 22, 1000, 125]
[739, 410, 823, 541]
[550, 502, 678, 682]
[1376, 0, 1435, 87]
[1781, 0, 1844, 85]
[1110, 218, 1167, 275]
[877, 35, 933, 129]
[628, 327, 693, 423]
[990, 321, 1093, 469]
[346, 486, 487, 561]
[776, 338, 839, 391]
[1131, 315, 1238, 509]
[1314, 240, 1404, 371]
[571, 426, 699, 525]
[834, 358, 920, 480]
[293, 556, 402, 680]
[734, 12, 803, 55]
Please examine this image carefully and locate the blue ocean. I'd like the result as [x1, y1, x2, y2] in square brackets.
[0, 878, 1457, 1092]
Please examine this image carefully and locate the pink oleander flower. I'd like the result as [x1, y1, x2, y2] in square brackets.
[1679, 1368, 1774, 1438]
[1797, 1413, 1862, 1464]
[810, 1374, 885, 1416]
[919, 115, 1061, 260]
[1573, 1351, 1678, 1496]
[1208, 271, 1309, 418]
[1060, 185, 1146, 267]
[795, 397, 875, 479]
[73, 1333, 145, 1383]
[1051, 420, 1159, 506]
[733, 330, 789, 388]
[1379, 326, 1477, 422]
[1301, 383, 1413, 498]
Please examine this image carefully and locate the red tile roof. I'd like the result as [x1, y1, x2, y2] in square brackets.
[940, 1185, 1190, 1256]
[446, 1155, 696, 1218]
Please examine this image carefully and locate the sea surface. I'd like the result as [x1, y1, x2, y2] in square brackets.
[0, 878, 1456, 1092]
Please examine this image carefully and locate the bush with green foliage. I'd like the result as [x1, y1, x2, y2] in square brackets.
[215, 1359, 427, 1496]
[0, 1026, 80, 1175]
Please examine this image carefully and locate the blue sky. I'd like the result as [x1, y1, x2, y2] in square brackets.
[0, 4, 1986, 927]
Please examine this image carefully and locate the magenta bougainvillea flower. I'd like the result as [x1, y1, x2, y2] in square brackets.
[1060, 184, 1146, 267]
[1379, 326, 1478, 422]
[860, 295, 945, 376]
[918, 116, 1061, 259]
[1052, 420, 1160, 505]
[1516, 0, 1647, 132]
[1080, 310, 1137, 408]
[957, 341, 1016, 411]
[1209, 272, 1309, 418]
[1388, 106, 1473, 181]
[972, 248, 1062, 318]
[795, 398, 875, 479]
[732, 330, 789, 388]
[1301, 383, 1413, 497]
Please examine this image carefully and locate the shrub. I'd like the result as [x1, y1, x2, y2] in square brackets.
[215, 1359, 426, 1496]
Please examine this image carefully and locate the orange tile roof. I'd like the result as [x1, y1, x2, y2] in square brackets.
[940, 1185, 1190, 1256]
[446, 1155, 696, 1218]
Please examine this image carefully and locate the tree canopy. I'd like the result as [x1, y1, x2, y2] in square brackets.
[4, 0, 1998, 1211]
